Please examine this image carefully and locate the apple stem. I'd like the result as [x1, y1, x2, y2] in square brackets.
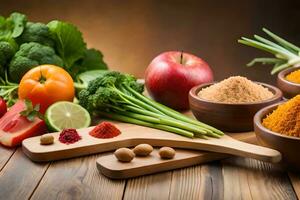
[180, 51, 183, 65]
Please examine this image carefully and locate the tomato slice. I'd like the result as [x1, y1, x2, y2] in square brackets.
[0, 100, 47, 147]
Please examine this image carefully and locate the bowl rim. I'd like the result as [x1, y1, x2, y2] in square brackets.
[254, 102, 300, 141]
[278, 66, 300, 86]
[189, 81, 283, 106]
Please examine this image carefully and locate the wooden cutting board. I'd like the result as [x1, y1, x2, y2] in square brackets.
[22, 122, 280, 163]
[96, 131, 258, 179]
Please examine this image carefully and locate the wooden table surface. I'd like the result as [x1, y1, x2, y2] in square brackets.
[0, 140, 300, 200]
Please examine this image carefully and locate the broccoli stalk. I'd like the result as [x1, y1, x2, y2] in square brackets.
[78, 71, 224, 138]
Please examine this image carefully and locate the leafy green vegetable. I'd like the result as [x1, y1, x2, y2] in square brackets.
[70, 48, 108, 78]
[75, 69, 108, 89]
[0, 12, 109, 105]
[239, 28, 300, 74]
[9, 42, 63, 82]
[78, 71, 223, 138]
[9, 12, 27, 38]
[17, 22, 54, 47]
[47, 20, 86, 69]
[79, 49, 107, 71]
[0, 12, 27, 40]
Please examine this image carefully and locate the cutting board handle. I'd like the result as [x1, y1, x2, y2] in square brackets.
[192, 136, 282, 163]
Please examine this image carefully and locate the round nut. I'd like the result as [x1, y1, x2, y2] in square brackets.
[133, 144, 153, 157]
[114, 148, 135, 162]
[40, 134, 54, 145]
[159, 147, 175, 159]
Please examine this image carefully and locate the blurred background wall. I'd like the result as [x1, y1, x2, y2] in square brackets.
[1, 0, 300, 83]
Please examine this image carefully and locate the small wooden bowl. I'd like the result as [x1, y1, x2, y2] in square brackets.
[189, 82, 282, 132]
[254, 103, 300, 171]
[277, 67, 300, 99]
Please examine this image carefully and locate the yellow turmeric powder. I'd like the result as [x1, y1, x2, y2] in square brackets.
[262, 95, 300, 137]
[286, 69, 300, 84]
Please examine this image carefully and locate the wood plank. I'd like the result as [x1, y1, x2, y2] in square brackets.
[123, 172, 172, 200]
[168, 162, 224, 200]
[198, 163, 224, 200]
[97, 148, 226, 179]
[0, 148, 49, 200]
[31, 154, 125, 200]
[222, 157, 297, 200]
[96, 131, 257, 179]
[288, 172, 300, 199]
[0, 147, 16, 171]
[22, 123, 280, 163]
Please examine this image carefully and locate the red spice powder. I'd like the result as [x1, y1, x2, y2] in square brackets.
[89, 122, 121, 139]
[59, 128, 81, 144]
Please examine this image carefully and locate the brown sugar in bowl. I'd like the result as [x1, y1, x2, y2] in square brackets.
[254, 103, 300, 171]
[277, 66, 300, 99]
[189, 82, 283, 132]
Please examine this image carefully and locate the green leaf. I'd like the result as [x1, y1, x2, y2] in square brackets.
[27, 111, 36, 122]
[0, 17, 13, 40]
[19, 99, 43, 121]
[76, 70, 108, 88]
[0, 12, 27, 40]
[80, 48, 108, 71]
[36, 112, 44, 120]
[20, 110, 30, 116]
[0, 16, 6, 28]
[24, 99, 33, 110]
[34, 104, 40, 111]
[47, 20, 86, 68]
[8, 12, 27, 38]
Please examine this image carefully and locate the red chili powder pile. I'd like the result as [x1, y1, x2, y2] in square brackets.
[89, 122, 121, 139]
[59, 128, 82, 144]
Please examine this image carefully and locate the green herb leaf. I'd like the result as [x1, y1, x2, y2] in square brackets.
[36, 112, 44, 120]
[19, 99, 44, 121]
[24, 99, 33, 110]
[34, 103, 40, 111]
[26, 111, 36, 122]
[47, 20, 86, 68]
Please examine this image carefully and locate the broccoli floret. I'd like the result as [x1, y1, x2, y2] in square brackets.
[16, 22, 54, 47]
[0, 41, 17, 76]
[9, 42, 63, 82]
[0, 41, 16, 66]
[78, 71, 144, 112]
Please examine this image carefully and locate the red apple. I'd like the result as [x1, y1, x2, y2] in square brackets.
[145, 51, 214, 110]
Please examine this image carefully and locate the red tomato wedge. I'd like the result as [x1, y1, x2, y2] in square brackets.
[0, 100, 47, 147]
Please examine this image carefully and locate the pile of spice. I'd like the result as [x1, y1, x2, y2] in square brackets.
[262, 95, 300, 137]
[89, 122, 121, 139]
[198, 76, 274, 103]
[59, 128, 82, 144]
[285, 69, 300, 84]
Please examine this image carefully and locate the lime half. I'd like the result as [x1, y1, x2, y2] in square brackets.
[45, 101, 91, 131]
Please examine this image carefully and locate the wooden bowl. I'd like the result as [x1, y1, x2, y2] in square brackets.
[277, 66, 300, 99]
[254, 103, 300, 171]
[189, 82, 282, 132]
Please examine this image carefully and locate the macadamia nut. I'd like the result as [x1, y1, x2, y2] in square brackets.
[40, 134, 54, 145]
[114, 148, 135, 162]
[133, 144, 153, 156]
[159, 147, 175, 159]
